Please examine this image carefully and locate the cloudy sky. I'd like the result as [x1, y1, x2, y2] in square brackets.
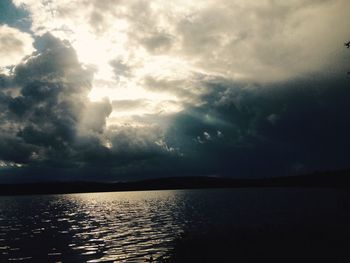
[0, 0, 349, 182]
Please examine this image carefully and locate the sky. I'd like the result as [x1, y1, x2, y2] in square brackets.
[0, 0, 349, 182]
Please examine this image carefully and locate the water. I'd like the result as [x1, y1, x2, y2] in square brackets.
[0, 188, 349, 262]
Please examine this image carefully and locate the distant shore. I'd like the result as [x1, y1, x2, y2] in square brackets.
[0, 169, 349, 196]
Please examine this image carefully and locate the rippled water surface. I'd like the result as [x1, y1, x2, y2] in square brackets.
[0, 188, 349, 262]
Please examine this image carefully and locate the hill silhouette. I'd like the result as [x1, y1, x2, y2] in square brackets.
[0, 169, 349, 195]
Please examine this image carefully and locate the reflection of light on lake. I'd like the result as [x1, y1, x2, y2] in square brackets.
[59, 190, 186, 262]
[0, 189, 349, 262]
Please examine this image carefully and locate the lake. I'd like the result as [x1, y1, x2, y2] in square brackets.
[0, 188, 350, 262]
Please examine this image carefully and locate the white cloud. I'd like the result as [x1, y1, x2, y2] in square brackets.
[217, 130, 223, 138]
[0, 159, 23, 168]
[12, 0, 350, 130]
[0, 25, 34, 68]
[203, 131, 211, 140]
[14, 0, 350, 82]
[173, 0, 350, 82]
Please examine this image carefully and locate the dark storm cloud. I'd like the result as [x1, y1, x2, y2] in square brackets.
[3, 0, 348, 183]
[0, 0, 31, 31]
[0, 33, 112, 170]
[1, 36, 350, 181]
[0, 74, 12, 89]
[14, 34, 92, 86]
[0, 33, 180, 181]
[1, 29, 349, 181]
[108, 125, 166, 158]
[0, 133, 34, 164]
[161, 76, 350, 177]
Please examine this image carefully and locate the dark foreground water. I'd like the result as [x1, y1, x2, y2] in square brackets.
[0, 188, 350, 262]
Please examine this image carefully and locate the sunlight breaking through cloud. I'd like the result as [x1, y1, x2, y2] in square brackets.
[0, 0, 349, 180]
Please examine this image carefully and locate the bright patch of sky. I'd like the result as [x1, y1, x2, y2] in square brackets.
[8, 0, 350, 126]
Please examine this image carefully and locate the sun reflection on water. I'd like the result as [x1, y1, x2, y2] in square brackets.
[0, 190, 189, 262]
[1, 189, 350, 262]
